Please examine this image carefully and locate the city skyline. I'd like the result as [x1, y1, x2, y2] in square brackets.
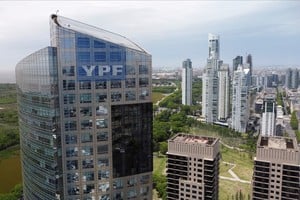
[1, 1, 300, 83]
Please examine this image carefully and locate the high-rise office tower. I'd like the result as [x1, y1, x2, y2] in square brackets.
[246, 54, 252, 85]
[231, 65, 249, 133]
[232, 55, 243, 72]
[252, 136, 300, 200]
[261, 94, 276, 136]
[285, 68, 292, 89]
[291, 68, 299, 89]
[202, 34, 222, 123]
[166, 133, 220, 200]
[16, 15, 152, 200]
[217, 64, 230, 121]
[182, 59, 193, 106]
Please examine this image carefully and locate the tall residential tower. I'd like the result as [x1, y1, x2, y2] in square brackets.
[182, 59, 193, 105]
[16, 15, 153, 200]
[217, 64, 230, 121]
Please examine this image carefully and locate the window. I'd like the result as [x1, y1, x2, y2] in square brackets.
[64, 107, 76, 117]
[81, 146, 93, 156]
[98, 158, 109, 167]
[94, 52, 106, 62]
[80, 107, 92, 117]
[80, 93, 92, 103]
[67, 160, 78, 170]
[63, 66, 75, 76]
[79, 80, 91, 90]
[126, 91, 136, 101]
[95, 93, 107, 102]
[139, 78, 149, 87]
[65, 121, 77, 131]
[111, 92, 121, 102]
[97, 132, 108, 141]
[97, 145, 108, 154]
[98, 170, 110, 180]
[95, 81, 107, 89]
[111, 80, 122, 88]
[67, 172, 79, 183]
[65, 134, 77, 144]
[66, 147, 78, 157]
[96, 119, 108, 129]
[63, 80, 75, 90]
[96, 105, 108, 116]
[94, 40, 106, 48]
[64, 94, 76, 104]
[77, 52, 90, 62]
[110, 52, 121, 62]
[81, 120, 92, 130]
[82, 171, 94, 181]
[126, 65, 135, 75]
[81, 132, 93, 143]
[77, 37, 90, 48]
[82, 158, 94, 169]
[126, 78, 136, 88]
[139, 65, 148, 75]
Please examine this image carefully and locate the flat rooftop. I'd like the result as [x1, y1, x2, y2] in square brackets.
[170, 133, 217, 146]
[259, 136, 296, 150]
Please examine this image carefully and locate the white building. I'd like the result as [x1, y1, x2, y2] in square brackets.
[231, 65, 249, 132]
[218, 64, 230, 121]
[261, 94, 276, 136]
[182, 59, 193, 105]
[202, 34, 222, 123]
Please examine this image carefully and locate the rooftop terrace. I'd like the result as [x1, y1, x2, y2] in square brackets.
[170, 133, 217, 146]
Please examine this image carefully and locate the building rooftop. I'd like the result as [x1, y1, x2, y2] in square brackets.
[51, 14, 147, 53]
[259, 136, 297, 150]
[170, 133, 217, 146]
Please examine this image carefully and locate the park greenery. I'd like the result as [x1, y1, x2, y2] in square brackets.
[0, 184, 23, 200]
[290, 111, 298, 130]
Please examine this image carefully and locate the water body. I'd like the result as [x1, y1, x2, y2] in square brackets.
[0, 151, 22, 193]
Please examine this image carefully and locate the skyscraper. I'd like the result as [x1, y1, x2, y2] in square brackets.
[252, 136, 300, 200]
[231, 65, 249, 133]
[202, 34, 222, 123]
[261, 94, 276, 136]
[285, 68, 292, 89]
[182, 59, 193, 106]
[246, 54, 252, 86]
[16, 14, 152, 200]
[217, 64, 230, 121]
[232, 55, 243, 72]
[291, 68, 299, 89]
[167, 133, 220, 200]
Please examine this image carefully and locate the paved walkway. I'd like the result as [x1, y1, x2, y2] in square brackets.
[219, 161, 251, 184]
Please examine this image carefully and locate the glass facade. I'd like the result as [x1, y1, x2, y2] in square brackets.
[17, 14, 152, 200]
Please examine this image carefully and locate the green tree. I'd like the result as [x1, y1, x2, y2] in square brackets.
[290, 111, 298, 130]
[159, 142, 168, 155]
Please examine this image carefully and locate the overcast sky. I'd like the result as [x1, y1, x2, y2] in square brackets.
[0, 1, 300, 82]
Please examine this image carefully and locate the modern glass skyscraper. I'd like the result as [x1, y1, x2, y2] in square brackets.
[217, 64, 230, 121]
[182, 59, 193, 106]
[16, 14, 152, 200]
[202, 34, 223, 123]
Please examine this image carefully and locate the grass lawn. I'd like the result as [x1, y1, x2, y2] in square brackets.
[221, 145, 254, 181]
[152, 92, 165, 104]
[0, 145, 20, 160]
[153, 155, 167, 175]
[219, 162, 232, 177]
[219, 179, 251, 200]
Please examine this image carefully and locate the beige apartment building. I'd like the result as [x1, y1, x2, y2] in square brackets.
[166, 133, 220, 200]
[252, 136, 300, 200]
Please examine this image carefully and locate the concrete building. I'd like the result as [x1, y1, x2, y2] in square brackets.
[217, 64, 230, 121]
[16, 14, 152, 200]
[233, 55, 243, 72]
[166, 133, 220, 200]
[231, 65, 249, 132]
[182, 59, 193, 105]
[252, 136, 300, 200]
[261, 94, 276, 136]
[202, 34, 222, 123]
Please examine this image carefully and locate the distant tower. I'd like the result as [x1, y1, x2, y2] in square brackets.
[285, 68, 292, 89]
[232, 55, 243, 72]
[261, 94, 276, 136]
[167, 133, 220, 200]
[291, 68, 299, 89]
[231, 65, 249, 132]
[182, 59, 193, 105]
[202, 34, 222, 123]
[246, 54, 253, 85]
[252, 136, 300, 200]
[218, 64, 230, 121]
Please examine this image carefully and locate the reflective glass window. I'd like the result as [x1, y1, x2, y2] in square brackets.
[94, 52, 106, 62]
[111, 92, 121, 102]
[96, 119, 108, 129]
[81, 120, 92, 130]
[82, 158, 94, 169]
[81, 132, 93, 143]
[126, 91, 136, 101]
[97, 131, 108, 141]
[97, 144, 108, 154]
[63, 80, 75, 90]
[67, 160, 78, 170]
[80, 93, 92, 103]
[65, 121, 77, 131]
[113, 179, 123, 189]
[95, 81, 107, 89]
[64, 107, 76, 117]
[139, 65, 148, 75]
[139, 78, 149, 87]
[94, 40, 106, 48]
[66, 147, 79, 157]
[83, 184, 94, 194]
[111, 80, 122, 88]
[98, 170, 109, 180]
[126, 65, 135, 75]
[62, 66, 75, 76]
[81, 146, 93, 156]
[80, 106, 92, 117]
[67, 172, 79, 183]
[79, 80, 91, 90]
[96, 105, 108, 116]
[98, 182, 109, 192]
[95, 93, 107, 103]
[77, 52, 90, 62]
[64, 94, 76, 104]
[97, 158, 109, 167]
[110, 52, 121, 62]
[125, 78, 135, 88]
[67, 185, 79, 195]
[65, 134, 77, 144]
[77, 37, 90, 48]
[82, 171, 94, 181]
